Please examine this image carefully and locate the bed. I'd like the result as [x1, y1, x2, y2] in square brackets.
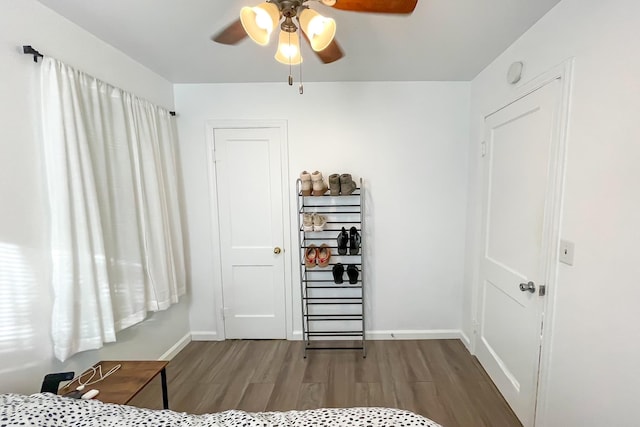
[0, 393, 442, 426]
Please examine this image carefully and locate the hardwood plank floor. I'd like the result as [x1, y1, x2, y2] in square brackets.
[129, 339, 521, 427]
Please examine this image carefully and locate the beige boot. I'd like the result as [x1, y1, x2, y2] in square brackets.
[328, 173, 341, 195]
[300, 171, 312, 196]
[311, 171, 328, 196]
[340, 173, 357, 195]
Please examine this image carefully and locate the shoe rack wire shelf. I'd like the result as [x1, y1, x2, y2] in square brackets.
[296, 178, 366, 358]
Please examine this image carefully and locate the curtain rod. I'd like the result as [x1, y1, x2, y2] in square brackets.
[22, 45, 177, 117]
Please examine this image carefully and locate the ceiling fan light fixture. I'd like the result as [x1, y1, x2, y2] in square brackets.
[240, 2, 281, 46]
[275, 29, 303, 65]
[299, 8, 336, 52]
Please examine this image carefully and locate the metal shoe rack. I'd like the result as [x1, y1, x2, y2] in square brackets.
[296, 177, 366, 358]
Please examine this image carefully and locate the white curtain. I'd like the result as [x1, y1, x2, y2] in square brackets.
[40, 57, 186, 361]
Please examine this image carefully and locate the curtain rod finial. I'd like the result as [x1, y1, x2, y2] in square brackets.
[23, 45, 43, 63]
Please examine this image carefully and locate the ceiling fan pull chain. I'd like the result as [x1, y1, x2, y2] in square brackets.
[288, 31, 294, 86]
[299, 32, 304, 95]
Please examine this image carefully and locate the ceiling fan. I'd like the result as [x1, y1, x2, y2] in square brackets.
[211, 0, 418, 65]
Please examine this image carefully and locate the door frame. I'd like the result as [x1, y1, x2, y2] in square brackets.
[205, 119, 293, 341]
[471, 59, 574, 426]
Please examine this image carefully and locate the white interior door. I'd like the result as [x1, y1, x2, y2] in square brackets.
[213, 127, 286, 339]
[476, 79, 561, 426]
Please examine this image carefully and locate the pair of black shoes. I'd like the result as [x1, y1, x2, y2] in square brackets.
[337, 227, 361, 255]
[332, 263, 359, 284]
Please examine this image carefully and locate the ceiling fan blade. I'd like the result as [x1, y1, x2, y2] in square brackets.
[314, 39, 345, 64]
[329, 0, 418, 14]
[301, 32, 344, 64]
[211, 18, 248, 45]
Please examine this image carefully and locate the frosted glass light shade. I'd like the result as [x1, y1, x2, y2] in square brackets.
[240, 2, 280, 46]
[275, 30, 303, 65]
[299, 8, 336, 52]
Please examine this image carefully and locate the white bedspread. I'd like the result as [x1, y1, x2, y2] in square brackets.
[0, 393, 442, 426]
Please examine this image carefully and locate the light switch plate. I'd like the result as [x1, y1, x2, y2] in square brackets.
[559, 240, 575, 265]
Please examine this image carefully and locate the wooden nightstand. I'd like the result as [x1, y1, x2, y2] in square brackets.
[59, 360, 169, 409]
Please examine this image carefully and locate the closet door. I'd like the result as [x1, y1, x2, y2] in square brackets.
[213, 126, 287, 339]
[476, 79, 562, 427]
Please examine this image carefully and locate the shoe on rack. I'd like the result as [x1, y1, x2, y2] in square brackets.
[332, 263, 344, 284]
[337, 227, 349, 255]
[311, 171, 328, 196]
[300, 171, 312, 196]
[302, 213, 314, 232]
[305, 245, 318, 268]
[313, 214, 327, 231]
[346, 264, 359, 284]
[349, 226, 361, 255]
[317, 244, 331, 268]
[328, 173, 341, 196]
[340, 174, 357, 195]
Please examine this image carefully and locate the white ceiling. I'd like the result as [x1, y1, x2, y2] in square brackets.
[36, 0, 561, 84]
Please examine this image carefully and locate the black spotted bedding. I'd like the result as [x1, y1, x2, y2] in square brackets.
[0, 393, 442, 426]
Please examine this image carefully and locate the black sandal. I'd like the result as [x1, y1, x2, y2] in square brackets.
[347, 264, 359, 284]
[349, 227, 361, 255]
[332, 263, 345, 284]
[337, 227, 349, 255]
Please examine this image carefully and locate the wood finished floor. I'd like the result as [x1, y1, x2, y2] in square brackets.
[129, 339, 521, 427]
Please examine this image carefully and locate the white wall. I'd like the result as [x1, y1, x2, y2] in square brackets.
[175, 81, 470, 340]
[464, 0, 640, 425]
[0, 1, 190, 394]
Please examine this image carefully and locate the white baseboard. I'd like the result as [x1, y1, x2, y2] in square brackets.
[188, 329, 464, 343]
[460, 330, 472, 352]
[159, 332, 191, 360]
[291, 329, 463, 341]
[190, 331, 221, 341]
[366, 329, 462, 340]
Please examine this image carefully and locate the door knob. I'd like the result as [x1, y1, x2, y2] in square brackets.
[519, 281, 536, 293]
[274, 247, 282, 254]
